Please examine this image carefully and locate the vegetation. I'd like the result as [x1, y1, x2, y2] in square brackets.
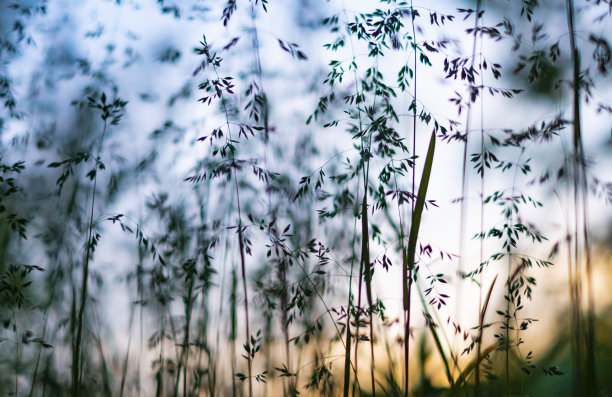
[1, 0, 611, 396]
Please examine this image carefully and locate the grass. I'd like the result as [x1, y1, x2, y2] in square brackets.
[0, 0, 611, 396]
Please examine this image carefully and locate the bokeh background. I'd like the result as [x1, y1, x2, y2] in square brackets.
[0, 0, 611, 396]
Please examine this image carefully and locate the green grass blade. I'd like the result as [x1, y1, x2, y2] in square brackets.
[404, 131, 436, 310]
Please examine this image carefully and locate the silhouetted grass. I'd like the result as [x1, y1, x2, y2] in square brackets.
[0, 1, 611, 396]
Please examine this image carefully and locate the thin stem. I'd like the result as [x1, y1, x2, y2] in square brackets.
[235, 176, 252, 397]
[231, 268, 238, 397]
[566, 0, 596, 394]
[456, 2, 482, 367]
[343, 216, 359, 397]
[405, 2, 418, 394]
[475, 1, 485, 393]
[208, 36, 253, 395]
[72, 117, 108, 397]
[351, 258, 364, 397]
[341, 0, 373, 393]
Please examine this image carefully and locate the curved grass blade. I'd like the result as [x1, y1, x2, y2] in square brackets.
[451, 344, 497, 394]
[404, 131, 436, 309]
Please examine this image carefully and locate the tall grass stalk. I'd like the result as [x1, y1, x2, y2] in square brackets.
[235, 180, 252, 397]
[351, 253, 363, 397]
[230, 268, 238, 397]
[475, 6, 486, 393]
[361, 194, 375, 396]
[566, 0, 596, 394]
[404, 3, 418, 394]
[215, 199, 236, 397]
[340, 1, 375, 392]
[342, 168, 361, 397]
[456, 4, 482, 380]
[504, 148, 524, 395]
[206, 36, 253, 395]
[175, 257, 196, 397]
[343, 221, 357, 397]
[137, 247, 145, 397]
[72, 106, 109, 397]
[247, 8, 292, 394]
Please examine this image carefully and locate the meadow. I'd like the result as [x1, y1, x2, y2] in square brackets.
[1, 0, 611, 396]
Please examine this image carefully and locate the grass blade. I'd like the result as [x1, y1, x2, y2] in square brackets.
[416, 283, 454, 388]
[404, 130, 436, 309]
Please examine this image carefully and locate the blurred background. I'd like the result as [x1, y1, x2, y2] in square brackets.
[0, 0, 611, 396]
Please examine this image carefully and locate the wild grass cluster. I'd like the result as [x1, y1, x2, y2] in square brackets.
[1, 0, 612, 396]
